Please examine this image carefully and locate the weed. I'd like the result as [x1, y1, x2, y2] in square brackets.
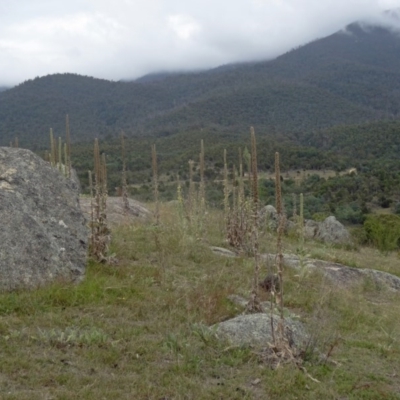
[35, 326, 109, 347]
[191, 323, 218, 345]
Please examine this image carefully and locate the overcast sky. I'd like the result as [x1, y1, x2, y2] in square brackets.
[0, 0, 399, 86]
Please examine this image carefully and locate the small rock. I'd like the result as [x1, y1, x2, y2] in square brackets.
[210, 246, 237, 258]
[259, 274, 280, 293]
[212, 313, 308, 349]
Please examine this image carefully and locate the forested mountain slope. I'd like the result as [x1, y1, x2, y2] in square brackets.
[0, 19, 400, 150]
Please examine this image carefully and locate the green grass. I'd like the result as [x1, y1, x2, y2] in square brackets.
[0, 203, 399, 399]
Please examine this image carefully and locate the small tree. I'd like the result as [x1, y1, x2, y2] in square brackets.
[364, 214, 400, 253]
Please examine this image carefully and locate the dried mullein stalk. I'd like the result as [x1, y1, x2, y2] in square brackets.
[152, 144, 159, 225]
[65, 114, 72, 178]
[121, 132, 130, 215]
[247, 127, 263, 313]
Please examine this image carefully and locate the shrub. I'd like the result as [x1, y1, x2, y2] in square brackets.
[335, 203, 365, 225]
[363, 214, 400, 252]
[350, 226, 369, 246]
[312, 212, 330, 222]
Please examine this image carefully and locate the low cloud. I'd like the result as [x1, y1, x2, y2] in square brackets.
[0, 0, 399, 85]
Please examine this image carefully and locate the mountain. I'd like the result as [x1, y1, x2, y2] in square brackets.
[0, 17, 400, 150]
[0, 87, 9, 93]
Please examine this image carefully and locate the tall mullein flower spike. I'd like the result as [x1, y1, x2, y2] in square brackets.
[246, 127, 263, 313]
[152, 144, 159, 225]
[275, 151, 285, 333]
[121, 132, 130, 214]
[65, 114, 72, 178]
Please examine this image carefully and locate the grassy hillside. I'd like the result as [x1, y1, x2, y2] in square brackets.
[0, 202, 399, 399]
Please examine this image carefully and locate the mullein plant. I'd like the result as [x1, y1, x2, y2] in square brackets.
[42, 117, 72, 177]
[246, 127, 263, 313]
[263, 154, 312, 370]
[88, 138, 110, 262]
[177, 141, 207, 237]
[151, 144, 160, 226]
[269, 151, 298, 359]
[65, 114, 72, 178]
[225, 148, 252, 253]
[47, 118, 72, 178]
[121, 133, 130, 215]
[199, 139, 206, 213]
[151, 144, 167, 281]
[224, 149, 240, 247]
[292, 193, 297, 222]
[291, 192, 305, 253]
[176, 173, 186, 226]
[197, 139, 206, 236]
[299, 193, 305, 251]
[238, 148, 245, 205]
[63, 143, 68, 177]
[50, 128, 56, 168]
[223, 149, 230, 233]
[88, 170, 95, 254]
[274, 152, 285, 330]
[294, 192, 310, 281]
[9, 137, 19, 148]
[187, 159, 196, 225]
[101, 153, 108, 218]
[58, 137, 63, 173]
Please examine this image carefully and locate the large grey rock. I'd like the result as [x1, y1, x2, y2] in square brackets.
[0, 147, 88, 291]
[304, 216, 351, 245]
[213, 313, 308, 349]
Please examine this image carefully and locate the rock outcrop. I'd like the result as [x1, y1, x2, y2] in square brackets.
[304, 216, 351, 245]
[259, 205, 295, 233]
[79, 197, 150, 227]
[260, 205, 350, 245]
[262, 253, 400, 292]
[0, 147, 88, 291]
